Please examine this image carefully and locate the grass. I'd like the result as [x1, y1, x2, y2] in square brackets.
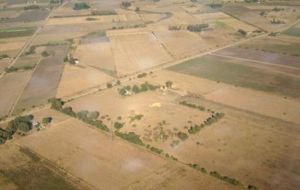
[283, 26, 300, 37]
[169, 55, 300, 98]
[0, 27, 36, 39]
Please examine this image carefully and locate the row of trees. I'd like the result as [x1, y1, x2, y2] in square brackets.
[187, 24, 209, 32]
[118, 82, 160, 96]
[48, 98, 109, 132]
[0, 115, 34, 144]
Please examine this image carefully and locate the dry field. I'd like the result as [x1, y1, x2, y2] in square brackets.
[154, 30, 209, 58]
[56, 64, 113, 98]
[74, 36, 115, 75]
[0, 71, 32, 117]
[108, 29, 172, 76]
[14, 114, 240, 190]
[0, 37, 29, 57]
[139, 70, 300, 124]
[64, 77, 300, 190]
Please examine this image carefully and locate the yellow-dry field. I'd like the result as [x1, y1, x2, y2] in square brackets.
[108, 30, 173, 76]
[16, 114, 241, 190]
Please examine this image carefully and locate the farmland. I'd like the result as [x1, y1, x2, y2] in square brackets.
[0, 0, 299, 190]
[168, 55, 300, 99]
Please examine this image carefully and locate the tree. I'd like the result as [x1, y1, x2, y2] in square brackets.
[42, 117, 52, 125]
[73, 2, 90, 10]
[48, 98, 64, 110]
[87, 111, 99, 120]
[106, 82, 112, 88]
[165, 81, 173, 88]
[121, 1, 131, 8]
[41, 51, 49, 57]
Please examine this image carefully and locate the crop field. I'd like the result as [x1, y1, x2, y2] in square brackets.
[193, 12, 257, 32]
[0, 27, 36, 39]
[0, 71, 32, 117]
[74, 36, 115, 75]
[14, 45, 68, 113]
[6, 9, 50, 23]
[168, 54, 300, 99]
[15, 115, 239, 190]
[13, 54, 40, 68]
[56, 64, 114, 98]
[109, 30, 173, 76]
[238, 36, 300, 56]
[214, 46, 300, 69]
[32, 23, 116, 45]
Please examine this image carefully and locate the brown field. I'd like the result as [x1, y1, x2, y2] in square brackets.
[15, 114, 240, 190]
[108, 30, 173, 76]
[0, 37, 28, 57]
[56, 64, 113, 98]
[0, 71, 32, 117]
[64, 76, 300, 190]
[139, 70, 300, 124]
[74, 36, 115, 75]
[154, 30, 209, 58]
[14, 45, 68, 113]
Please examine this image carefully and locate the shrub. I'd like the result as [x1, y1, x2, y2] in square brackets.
[62, 107, 76, 117]
[187, 24, 209, 32]
[41, 51, 49, 57]
[0, 54, 9, 59]
[149, 146, 163, 154]
[48, 98, 64, 110]
[42, 117, 52, 125]
[114, 122, 124, 129]
[137, 73, 147, 78]
[115, 131, 144, 146]
[210, 171, 241, 185]
[177, 132, 188, 141]
[106, 82, 113, 88]
[5, 66, 18, 73]
[121, 1, 131, 8]
[73, 2, 90, 10]
[248, 185, 259, 190]
[24, 5, 40, 10]
[165, 81, 173, 88]
[87, 111, 99, 120]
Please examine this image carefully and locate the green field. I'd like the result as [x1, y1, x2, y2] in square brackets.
[239, 39, 300, 56]
[0, 27, 36, 39]
[283, 26, 300, 37]
[168, 55, 300, 98]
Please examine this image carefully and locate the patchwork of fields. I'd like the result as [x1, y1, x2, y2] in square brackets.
[0, 0, 299, 190]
